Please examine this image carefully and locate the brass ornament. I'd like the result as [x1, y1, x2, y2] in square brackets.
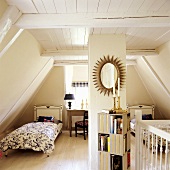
[92, 55, 126, 96]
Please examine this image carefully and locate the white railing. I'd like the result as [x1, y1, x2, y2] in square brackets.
[135, 111, 170, 170]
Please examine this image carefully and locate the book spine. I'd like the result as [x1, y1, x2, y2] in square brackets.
[101, 136, 104, 151]
[114, 119, 117, 134]
[127, 150, 130, 168]
[110, 116, 114, 133]
[107, 136, 110, 152]
[98, 133, 101, 151]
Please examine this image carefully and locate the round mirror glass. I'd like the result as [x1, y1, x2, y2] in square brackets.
[101, 63, 117, 88]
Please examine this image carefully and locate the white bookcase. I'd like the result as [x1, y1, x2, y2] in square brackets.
[98, 110, 130, 170]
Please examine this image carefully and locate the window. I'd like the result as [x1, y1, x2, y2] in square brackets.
[72, 82, 88, 109]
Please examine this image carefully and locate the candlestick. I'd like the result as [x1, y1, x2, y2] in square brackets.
[118, 77, 120, 97]
[117, 96, 121, 109]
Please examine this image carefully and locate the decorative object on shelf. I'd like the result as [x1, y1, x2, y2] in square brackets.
[86, 99, 88, 109]
[92, 55, 126, 96]
[110, 95, 127, 114]
[64, 94, 75, 109]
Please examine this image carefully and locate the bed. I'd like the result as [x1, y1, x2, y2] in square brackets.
[0, 105, 63, 156]
[127, 105, 155, 134]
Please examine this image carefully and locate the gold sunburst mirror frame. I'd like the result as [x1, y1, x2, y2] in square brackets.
[92, 55, 126, 96]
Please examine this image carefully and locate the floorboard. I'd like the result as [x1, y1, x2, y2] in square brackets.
[0, 131, 88, 170]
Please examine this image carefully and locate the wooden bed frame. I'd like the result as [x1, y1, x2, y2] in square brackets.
[127, 104, 155, 133]
[2, 105, 63, 157]
[34, 105, 63, 122]
[127, 104, 155, 120]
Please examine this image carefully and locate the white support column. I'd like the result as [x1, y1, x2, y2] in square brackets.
[89, 34, 126, 170]
[135, 110, 142, 170]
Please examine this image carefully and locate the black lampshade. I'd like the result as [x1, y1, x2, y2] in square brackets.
[64, 94, 75, 100]
[64, 94, 75, 109]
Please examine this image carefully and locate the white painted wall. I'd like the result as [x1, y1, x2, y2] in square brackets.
[0, 30, 52, 134]
[72, 65, 88, 81]
[88, 34, 126, 170]
[126, 65, 154, 106]
[16, 67, 65, 128]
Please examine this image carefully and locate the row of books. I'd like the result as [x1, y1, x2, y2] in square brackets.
[110, 151, 130, 170]
[99, 152, 130, 170]
[98, 133, 129, 155]
[98, 134, 110, 152]
[98, 113, 130, 135]
[110, 116, 123, 134]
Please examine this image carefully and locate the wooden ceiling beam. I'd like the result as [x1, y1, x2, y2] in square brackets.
[41, 49, 158, 57]
[15, 13, 170, 29]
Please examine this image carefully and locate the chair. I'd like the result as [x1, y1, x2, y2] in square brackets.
[75, 110, 88, 140]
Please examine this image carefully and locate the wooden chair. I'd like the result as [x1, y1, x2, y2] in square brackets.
[75, 110, 88, 140]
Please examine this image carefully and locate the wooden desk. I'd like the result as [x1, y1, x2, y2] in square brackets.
[67, 109, 85, 137]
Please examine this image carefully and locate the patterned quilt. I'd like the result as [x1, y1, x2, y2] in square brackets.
[0, 122, 62, 154]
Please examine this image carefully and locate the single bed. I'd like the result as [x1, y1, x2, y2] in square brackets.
[127, 104, 154, 134]
[0, 105, 63, 156]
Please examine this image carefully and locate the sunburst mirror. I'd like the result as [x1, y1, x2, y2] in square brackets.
[92, 55, 126, 96]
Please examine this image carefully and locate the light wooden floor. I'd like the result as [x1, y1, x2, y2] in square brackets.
[0, 131, 137, 170]
[0, 131, 88, 170]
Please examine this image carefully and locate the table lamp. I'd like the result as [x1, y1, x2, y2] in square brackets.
[64, 94, 75, 109]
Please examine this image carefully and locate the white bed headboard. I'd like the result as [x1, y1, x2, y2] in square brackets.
[127, 104, 154, 120]
[34, 105, 63, 121]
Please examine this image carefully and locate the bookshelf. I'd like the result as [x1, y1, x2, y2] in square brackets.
[98, 110, 130, 170]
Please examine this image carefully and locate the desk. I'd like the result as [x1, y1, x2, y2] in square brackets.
[67, 109, 85, 137]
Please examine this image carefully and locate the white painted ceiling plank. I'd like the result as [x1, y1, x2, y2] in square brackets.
[149, 0, 167, 12]
[108, 0, 122, 12]
[97, 0, 110, 12]
[77, 28, 86, 45]
[118, 0, 134, 12]
[41, 40, 56, 50]
[54, 0, 66, 13]
[54, 28, 67, 49]
[138, 0, 155, 12]
[6, 0, 38, 13]
[65, 0, 76, 13]
[87, 0, 99, 13]
[155, 29, 170, 42]
[42, 0, 57, 13]
[32, 0, 46, 13]
[77, 0, 87, 13]
[155, 28, 170, 41]
[62, 28, 71, 39]
[127, 0, 145, 12]
[47, 30, 59, 49]
[84, 28, 90, 48]
[158, 1, 170, 12]
[29, 29, 51, 40]
[62, 28, 72, 49]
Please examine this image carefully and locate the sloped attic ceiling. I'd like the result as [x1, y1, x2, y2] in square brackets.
[1, 0, 170, 136]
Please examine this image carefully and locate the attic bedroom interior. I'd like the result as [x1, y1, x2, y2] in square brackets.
[1, 0, 170, 170]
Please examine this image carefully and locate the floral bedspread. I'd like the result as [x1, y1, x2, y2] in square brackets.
[0, 122, 62, 154]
